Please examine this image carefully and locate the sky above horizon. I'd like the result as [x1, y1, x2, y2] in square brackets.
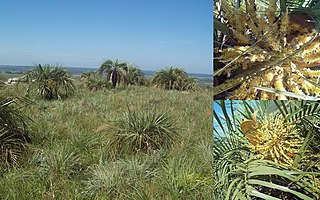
[0, 0, 212, 74]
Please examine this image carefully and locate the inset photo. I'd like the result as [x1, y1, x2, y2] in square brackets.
[213, 100, 320, 199]
[214, 1, 320, 100]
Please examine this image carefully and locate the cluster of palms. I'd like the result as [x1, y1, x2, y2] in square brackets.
[213, 100, 320, 199]
[11, 60, 197, 101]
[97, 59, 147, 88]
[88, 59, 197, 91]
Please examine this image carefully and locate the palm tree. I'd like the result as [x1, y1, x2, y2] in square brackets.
[151, 67, 196, 91]
[214, 0, 320, 99]
[25, 64, 75, 100]
[213, 100, 320, 199]
[98, 60, 128, 88]
[0, 95, 31, 167]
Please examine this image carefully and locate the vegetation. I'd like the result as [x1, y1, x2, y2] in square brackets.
[98, 59, 128, 88]
[107, 108, 178, 155]
[214, 0, 320, 99]
[0, 72, 20, 82]
[0, 71, 211, 199]
[213, 100, 320, 199]
[97, 60, 149, 88]
[24, 64, 75, 100]
[0, 95, 31, 167]
[124, 64, 148, 86]
[151, 67, 197, 91]
[80, 71, 112, 91]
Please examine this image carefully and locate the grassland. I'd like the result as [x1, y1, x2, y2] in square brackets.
[0, 77, 213, 199]
[0, 72, 21, 82]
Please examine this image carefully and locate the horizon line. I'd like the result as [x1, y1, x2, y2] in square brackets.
[0, 64, 212, 76]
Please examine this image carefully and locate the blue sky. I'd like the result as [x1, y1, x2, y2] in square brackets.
[0, 0, 212, 74]
[213, 100, 260, 137]
[213, 100, 242, 136]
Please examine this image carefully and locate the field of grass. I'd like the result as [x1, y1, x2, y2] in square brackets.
[0, 79, 213, 199]
[0, 72, 22, 82]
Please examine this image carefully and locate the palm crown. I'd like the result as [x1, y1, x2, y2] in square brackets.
[22, 64, 75, 100]
[98, 59, 128, 88]
[25, 64, 74, 100]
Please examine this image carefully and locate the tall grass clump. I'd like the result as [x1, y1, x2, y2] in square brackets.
[84, 156, 155, 198]
[0, 95, 31, 167]
[107, 107, 178, 155]
[29, 144, 82, 198]
[32, 145, 80, 180]
[159, 156, 213, 199]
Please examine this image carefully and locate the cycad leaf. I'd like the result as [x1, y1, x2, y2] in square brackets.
[214, 17, 233, 37]
[248, 186, 281, 200]
[254, 86, 320, 100]
[248, 179, 314, 200]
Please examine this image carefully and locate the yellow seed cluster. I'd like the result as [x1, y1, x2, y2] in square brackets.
[216, 1, 320, 99]
[241, 115, 302, 166]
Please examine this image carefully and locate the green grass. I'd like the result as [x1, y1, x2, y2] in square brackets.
[0, 81, 212, 199]
[0, 72, 23, 82]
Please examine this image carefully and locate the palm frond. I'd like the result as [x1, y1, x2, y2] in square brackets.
[217, 157, 320, 199]
[255, 86, 320, 100]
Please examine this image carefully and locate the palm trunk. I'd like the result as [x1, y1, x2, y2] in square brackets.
[111, 70, 118, 88]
